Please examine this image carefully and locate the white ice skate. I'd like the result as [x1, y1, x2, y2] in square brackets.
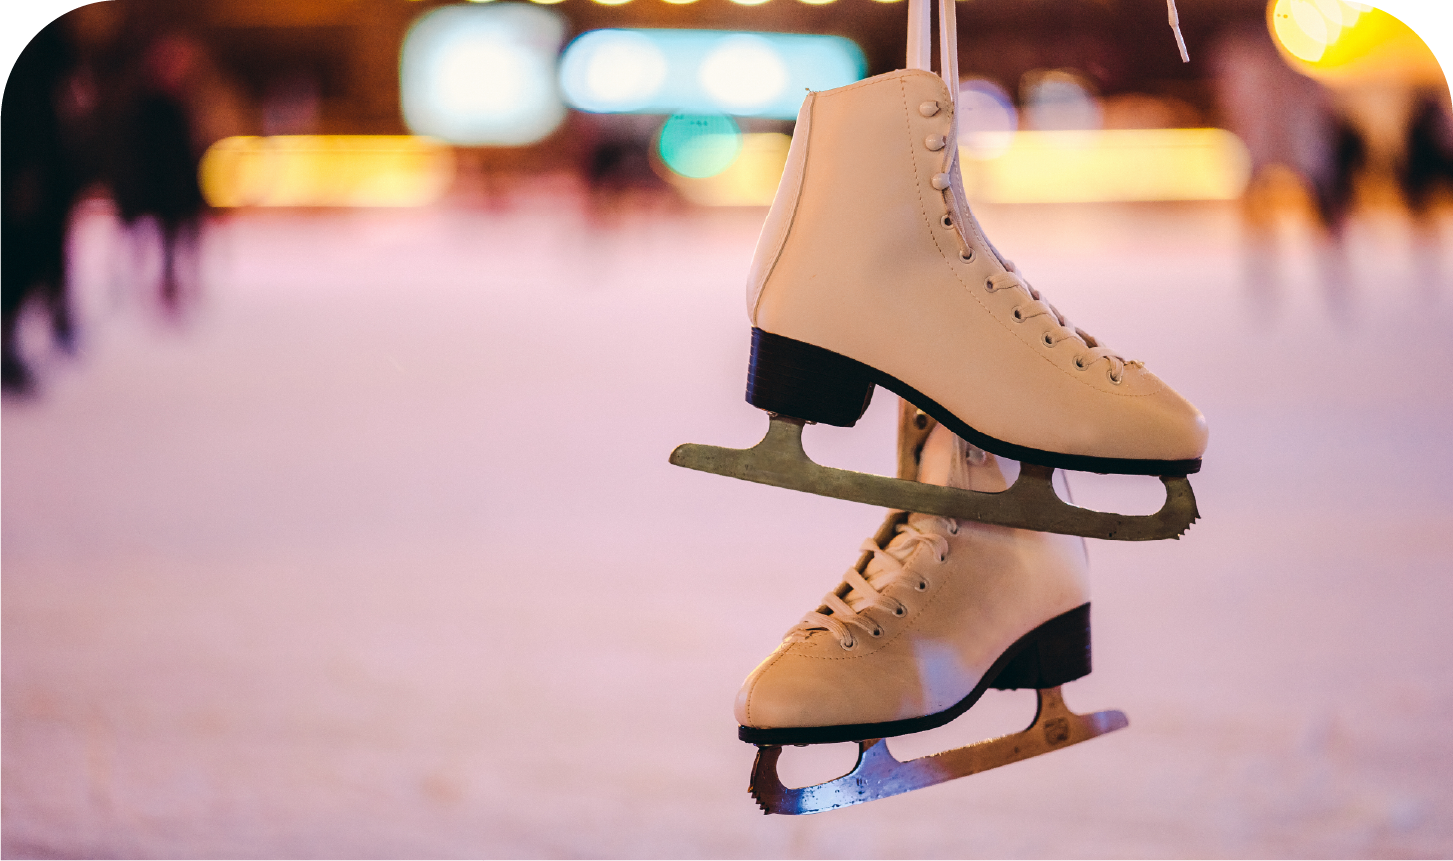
[738, 406, 1126, 815]
[672, 0, 1204, 541]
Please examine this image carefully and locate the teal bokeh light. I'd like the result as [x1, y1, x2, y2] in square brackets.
[657, 114, 743, 179]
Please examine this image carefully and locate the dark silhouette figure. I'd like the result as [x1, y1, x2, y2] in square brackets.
[109, 36, 207, 312]
[2, 21, 84, 395]
[1401, 92, 1453, 216]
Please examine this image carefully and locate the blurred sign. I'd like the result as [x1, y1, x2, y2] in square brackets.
[200, 136, 456, 207]
[559, 29, 864, 118]
[400, 4, 567, 146]
[961, 129, 1252, 204]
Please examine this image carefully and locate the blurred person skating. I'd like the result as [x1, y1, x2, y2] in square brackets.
[739, 407, 1126, 815]
[672, 0, 1206, 541]
[1401, 91, 1453, 217]
[109, 35, 208, 314]
[2, 20, 86, 395]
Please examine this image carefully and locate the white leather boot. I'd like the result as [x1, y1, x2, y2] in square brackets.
[742, 17, 1207, 477]
[736, 422, 1093, 745]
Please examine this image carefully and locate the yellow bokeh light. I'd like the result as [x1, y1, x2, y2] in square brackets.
[959, 129, 1250, 203]
[668, 129, 1250, 206]
[529, 0, 568, 5]
[668, 133, 790, 206]
[199, 136, 456, 208]
[1268, 0, 1442, 85]
[798, 0, 837, 5]
[661, 0, 699, 5]
[592, 0, 633, 6]
[727, 0, 772, 6]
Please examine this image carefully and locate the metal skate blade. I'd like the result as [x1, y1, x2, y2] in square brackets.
[671, 416, 1199, 541]
[747, 687, 1128, 815]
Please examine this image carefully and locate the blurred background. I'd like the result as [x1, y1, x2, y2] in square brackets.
[3, 0, 1451, 856]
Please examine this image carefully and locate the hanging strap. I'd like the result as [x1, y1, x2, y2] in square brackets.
[905, 0, 960, 110]
[909, 0, 1189, 83]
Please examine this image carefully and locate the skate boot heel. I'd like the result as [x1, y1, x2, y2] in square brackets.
[991, 603, 1092, 690]
[746, 328, 875, 427]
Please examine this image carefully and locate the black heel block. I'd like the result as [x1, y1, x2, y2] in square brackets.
[991, 603, 1093, 690]
[745, 328, 876, 427]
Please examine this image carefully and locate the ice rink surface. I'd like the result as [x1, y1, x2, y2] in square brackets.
[4, 195, 1453, 858]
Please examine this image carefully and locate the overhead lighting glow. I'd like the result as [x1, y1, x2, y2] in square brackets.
[698, 35, 789, 114]
[199, 136, 456, 208]
[959, 129, 1251, 203]
[560, 29, 865, 118]
[1268, 0, 1442, 85]
[400, 4, 566, 146]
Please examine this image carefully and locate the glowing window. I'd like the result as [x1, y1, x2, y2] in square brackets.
[400, 4, 567, 146]
[560, 29, 865, 119]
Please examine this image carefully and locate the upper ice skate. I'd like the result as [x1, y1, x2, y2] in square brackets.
[672, 0, 1207, 538]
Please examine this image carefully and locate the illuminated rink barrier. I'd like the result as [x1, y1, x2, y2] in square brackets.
[199, 136, 456, 208]
[668, 128, 1251, 206]
[961, 129, 1252, 204]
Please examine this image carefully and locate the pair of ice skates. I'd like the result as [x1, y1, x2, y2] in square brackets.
[672, 0, 1206, 816]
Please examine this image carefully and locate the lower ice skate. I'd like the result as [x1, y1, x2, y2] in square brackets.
[738, 405, 1126, 815]
[671, 0, 1204, 541]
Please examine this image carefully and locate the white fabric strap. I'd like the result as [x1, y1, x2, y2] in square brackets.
[937, 0, 959, 102]
[907, 0, 931, 72]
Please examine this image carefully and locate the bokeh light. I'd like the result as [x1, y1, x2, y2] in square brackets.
[1270, 0, 1369, 62]
[558, 30, 668, 113]
[1268, 0, 1443, 86]
[1022, 70, 1102, 131]
[656, 114, 744, 178]
[959, 129, 1250, 203]
[698, 35, 789, 115]
[559, 30, 865, 118]
[399, 4, 566, 146]
[958, 78, 1018, 159]
[199, 136, 456, 207]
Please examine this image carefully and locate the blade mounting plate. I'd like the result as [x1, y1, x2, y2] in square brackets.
[748, 687, 1128, 815]
[670, 416, 1198, 541]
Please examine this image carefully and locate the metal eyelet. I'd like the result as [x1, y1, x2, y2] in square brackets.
[1074, 356, 1087, 370]
[870, 627, 883, 637]
[1042, 332, 1055, 347]
[841, 637, 856, 650]
[960, 250, 974, 263]
[948, 522, 959, 534]
[916, 580, 928, 591]
[941, 214, 953, 228]
[984, 278, 996, 292]
[937, 552, 946, 562]
[1108, 369, 1124, 385]
[893, 605, 906, 617]
[1011, 307, 1024, 322]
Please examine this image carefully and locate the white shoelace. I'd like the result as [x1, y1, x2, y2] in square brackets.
[984, 268, 1136, 383]
[1168, 0, 1190, 63]
[786, 518, 953, 650]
